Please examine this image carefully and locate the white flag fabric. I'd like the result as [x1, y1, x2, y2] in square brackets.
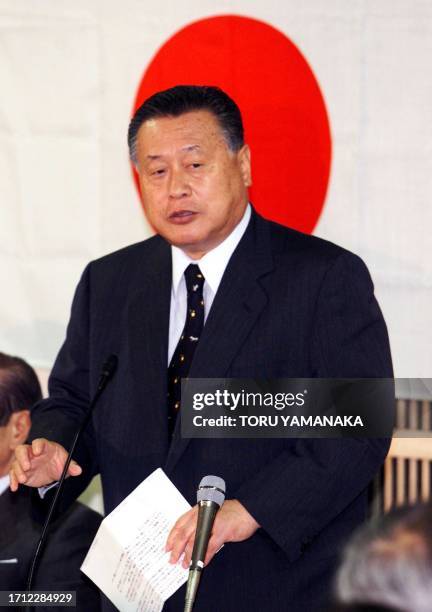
[0, 1, 431, 377]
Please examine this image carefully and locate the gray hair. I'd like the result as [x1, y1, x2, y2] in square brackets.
[334, 504, 432, 612]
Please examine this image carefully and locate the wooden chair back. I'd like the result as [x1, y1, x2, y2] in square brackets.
[370, 399, 432, 515]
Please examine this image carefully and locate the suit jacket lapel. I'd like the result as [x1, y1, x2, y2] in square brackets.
[165, 212, 274, 474]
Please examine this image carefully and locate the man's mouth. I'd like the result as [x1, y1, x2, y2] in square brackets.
[170, 210, 195, 218]
[169, 210, 198, 224]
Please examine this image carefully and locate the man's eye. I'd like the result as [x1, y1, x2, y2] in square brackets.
[190, 163, 203, 169]
[151, 168, 166, 176]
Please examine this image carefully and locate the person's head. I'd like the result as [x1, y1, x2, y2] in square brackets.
[128, 85, 251, 259]
[0, 352, 42, 476]
[334, 503, 432, 612]
[330, 604, 400, 612]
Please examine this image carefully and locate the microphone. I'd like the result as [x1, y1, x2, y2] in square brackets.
[26, 354, 118, 596]
[98, 354, 118, 387]
[184, 475, 226, 612]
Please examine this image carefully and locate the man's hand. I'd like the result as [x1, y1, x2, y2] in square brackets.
[165, 499, 260, 569]
[9, 438, 82, 491]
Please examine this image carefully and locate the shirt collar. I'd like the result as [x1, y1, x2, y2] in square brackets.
[171, 204, 251, 296]
[0, 474, 9, 497]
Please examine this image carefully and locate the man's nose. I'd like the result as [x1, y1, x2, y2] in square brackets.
[169, 168, 191, 199]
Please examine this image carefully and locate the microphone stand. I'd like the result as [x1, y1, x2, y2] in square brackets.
[25, 355, 118, 606]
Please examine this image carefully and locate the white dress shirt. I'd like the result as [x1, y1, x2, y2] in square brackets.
[168, 204, 251, 363]
[0, 474, 10, 497]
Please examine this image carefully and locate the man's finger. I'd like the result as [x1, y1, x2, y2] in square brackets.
[166, 506, 198, 551]
[11, 460, 28, 485]
[168, 522, 197, 564]
[32, 438, 47, 456]
[68, 461, 82, 476]
[182, 537, 195, 569]
[9, 468, 18, 492]
[168, 525, 191, 563]
[14, 445, 31, 471]
[204, 534, 224, 566]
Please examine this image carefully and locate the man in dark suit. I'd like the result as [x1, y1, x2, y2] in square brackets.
[0, 352, 102, 609]
[10, 86, 392, 611]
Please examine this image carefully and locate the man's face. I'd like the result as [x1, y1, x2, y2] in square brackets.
[0, 411, 30, 477]
[135, 110, 251, 259]
[0, 419, 13, 477]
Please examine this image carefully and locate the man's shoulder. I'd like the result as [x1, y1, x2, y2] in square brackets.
[261, 214, 359, 268]
[91, 234, 166, 269]
[80, 234, 169, 289]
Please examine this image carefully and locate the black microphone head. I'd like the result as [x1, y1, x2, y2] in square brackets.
[102, 354, 118, 379]
[197, 475, 226, 507]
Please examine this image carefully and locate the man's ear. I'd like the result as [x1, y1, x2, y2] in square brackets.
[238, 144, 252, 188]
[9, 410, 31, 449]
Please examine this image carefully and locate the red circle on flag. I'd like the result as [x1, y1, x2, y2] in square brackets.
[131, 15, 331, 234]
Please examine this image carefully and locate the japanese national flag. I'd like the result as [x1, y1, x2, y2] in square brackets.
[0, 0, 430, 379]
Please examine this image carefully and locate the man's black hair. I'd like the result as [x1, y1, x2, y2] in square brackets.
[0, 352, 42, 426]
[127, 85, 244, 164]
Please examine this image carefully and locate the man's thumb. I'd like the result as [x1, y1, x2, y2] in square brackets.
[69, 461, 82, 476]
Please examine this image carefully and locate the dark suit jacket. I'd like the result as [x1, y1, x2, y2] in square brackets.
[0, 487, 102, 610]
[30, 210, 393, 611]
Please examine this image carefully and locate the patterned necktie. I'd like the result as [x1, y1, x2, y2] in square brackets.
[167, 264, 205, 436]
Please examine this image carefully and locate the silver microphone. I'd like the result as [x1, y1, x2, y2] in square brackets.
[183, 475, 226, 612]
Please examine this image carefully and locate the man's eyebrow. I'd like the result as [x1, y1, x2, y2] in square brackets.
[146, 145, 201, 160]
[181, 144, 201, 153]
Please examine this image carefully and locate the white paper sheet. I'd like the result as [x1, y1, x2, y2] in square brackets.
[81, 468, 191, 611]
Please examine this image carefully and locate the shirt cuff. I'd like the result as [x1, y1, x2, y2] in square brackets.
[38, 481, 59, 499]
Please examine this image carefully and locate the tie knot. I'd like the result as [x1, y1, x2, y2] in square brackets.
[184, 264, 205, 295]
